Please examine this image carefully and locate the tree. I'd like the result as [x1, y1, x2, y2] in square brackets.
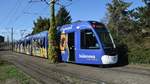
[32, 16, 50, 34]
[142, 0, 150, 6]
[106, 0, 150, 64]
[107, 0, 132, 39]
[129, 1, 150, 38]
[56, 6, 72, 26]
[48, 0, 58, 63]
[48, 0, 72, 63]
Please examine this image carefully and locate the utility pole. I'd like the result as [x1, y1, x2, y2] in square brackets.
[11, 28, 13, 51]
[7, 35, 9, 46]
[48, 0, 58, 63]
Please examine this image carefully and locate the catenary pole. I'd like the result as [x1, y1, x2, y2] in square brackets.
[11, 28, 13, 51]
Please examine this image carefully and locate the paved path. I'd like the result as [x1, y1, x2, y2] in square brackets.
[0, 51, 150, 84]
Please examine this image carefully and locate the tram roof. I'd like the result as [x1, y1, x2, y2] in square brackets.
[18, 31, 48, 42]
[59, 21, 90, 31]
[31, 31, 48, 39]
[58, 21, 105, 32]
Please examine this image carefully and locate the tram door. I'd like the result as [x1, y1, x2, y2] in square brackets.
[68, 32, 75, 62]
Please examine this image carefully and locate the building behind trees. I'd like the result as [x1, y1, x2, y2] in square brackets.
[0, 36, 4, 43]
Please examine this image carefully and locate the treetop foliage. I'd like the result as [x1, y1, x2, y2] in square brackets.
[56, 6, 72, 26]
[31, 6, 72, 34]
[32, 16, 50, 34]
[107, 0, 132, 37]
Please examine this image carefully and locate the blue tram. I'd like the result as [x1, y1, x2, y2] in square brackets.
[59, 21, 118, 64]
[14, 31, 48, 58]
[14, 21, 118, 65]
[31, 31, 48, 58]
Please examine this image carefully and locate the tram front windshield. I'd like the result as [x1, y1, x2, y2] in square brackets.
[94, 28, 114, 49]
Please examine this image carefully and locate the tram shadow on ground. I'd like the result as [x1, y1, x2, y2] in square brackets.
[115, 43, 129, 67]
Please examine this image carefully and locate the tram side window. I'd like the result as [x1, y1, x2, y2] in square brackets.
[42, 38, 45, 48]
[80, 29, 100, 49]
[38, 39, 43, 48]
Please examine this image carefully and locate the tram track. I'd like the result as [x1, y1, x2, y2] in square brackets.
[3, 53, 68, 84]
[1, 52, 64, 84]
[13, 52, 107, 84]
[1, 51, 106, 84]
[11, 60, 62, 84]
[12, 51, 150, 76]
[1, 51, 150, 84]
[16, 57, 106, 84]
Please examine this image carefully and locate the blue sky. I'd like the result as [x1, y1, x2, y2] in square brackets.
[0, 0, 145, 41]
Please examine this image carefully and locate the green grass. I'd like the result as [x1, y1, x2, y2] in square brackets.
[0, 60, 36, 84]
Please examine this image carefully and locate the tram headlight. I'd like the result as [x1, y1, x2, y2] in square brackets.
[101, 55, 118, 64]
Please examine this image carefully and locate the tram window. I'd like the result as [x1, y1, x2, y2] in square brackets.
[80, 29, 100, 49]
[42, 38, 45, 48]
[37, 39, 42, 47]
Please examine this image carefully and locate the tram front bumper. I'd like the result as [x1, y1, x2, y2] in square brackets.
[101, 55, 118, 64]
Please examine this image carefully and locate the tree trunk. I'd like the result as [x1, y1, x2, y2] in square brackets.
[48, 0, 58, 63]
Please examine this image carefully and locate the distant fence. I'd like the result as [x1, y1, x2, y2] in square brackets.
[0, 42, 12, 51]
